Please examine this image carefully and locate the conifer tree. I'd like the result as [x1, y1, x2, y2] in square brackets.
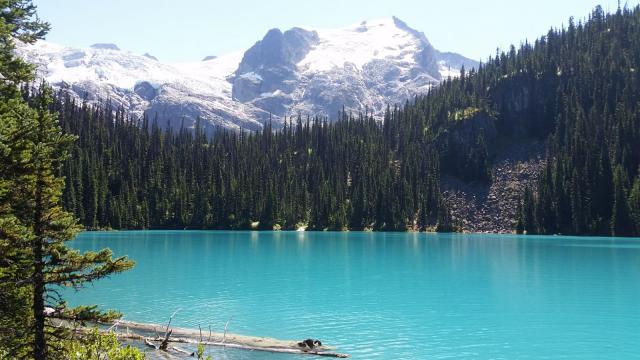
[629, 171, 640, 234]
[0, 1, 53, 356]
[611, 165, 631, 236]
[0, 2, 135, 358]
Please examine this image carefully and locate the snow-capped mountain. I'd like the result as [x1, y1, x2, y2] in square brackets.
[18, 17, 477, 132]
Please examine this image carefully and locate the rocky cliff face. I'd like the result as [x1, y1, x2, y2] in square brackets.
[230, 27, 320, 115]
[18, 17, 477, 132]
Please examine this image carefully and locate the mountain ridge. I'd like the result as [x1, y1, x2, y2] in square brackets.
[18, 17, 478, 133]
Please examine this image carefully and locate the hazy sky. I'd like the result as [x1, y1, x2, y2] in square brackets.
[33, 0, 638, 63]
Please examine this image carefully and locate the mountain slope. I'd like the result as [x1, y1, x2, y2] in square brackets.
[18, 17, 477, 132]
[53, 6, 640, 236]
[19, 42, 271, 131]
[431, 6, 640, 236]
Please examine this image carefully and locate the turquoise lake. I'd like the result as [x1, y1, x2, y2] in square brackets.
[67, 231, 640, 359]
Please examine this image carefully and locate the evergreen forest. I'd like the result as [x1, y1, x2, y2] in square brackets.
[54, 6, 640, 236]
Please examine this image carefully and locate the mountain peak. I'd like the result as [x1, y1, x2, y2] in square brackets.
[344, 16, 415, 33]
[90, 43, 120, 50]
[143, 52, 158, 61]
[292, 16, 433, 73]
[356, 17, 398, 28]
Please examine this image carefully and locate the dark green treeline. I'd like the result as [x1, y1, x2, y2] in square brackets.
[53, 97, 446, 231]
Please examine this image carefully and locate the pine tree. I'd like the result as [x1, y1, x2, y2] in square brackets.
[629, 171, 640, 234]
[0, 2, 136, 358]
[611, 165, 631, 236]
[0, 96, 41, 358]
[0, 1, 52, 356]
[30, 86, 135, 359]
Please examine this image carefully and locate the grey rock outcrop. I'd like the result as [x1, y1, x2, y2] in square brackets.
[232, 27, 319, 102]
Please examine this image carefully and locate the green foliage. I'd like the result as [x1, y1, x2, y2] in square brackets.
[1, 84, 135, 360]
[435, 200, 454, 232]
[611, 165, 632, 236]
[629, 170, 640, 234]
[0, 98, 40, 358]
[63, 328, 145, 360]
[0, 1, 53, 357]
[0, 0, 50, 98]
[195, 343, 212, 360]
[448, 107, 482, 121]
[0, 1, 136, 359]
[56, 99, 446, 232]
[511, 6, 640, 236]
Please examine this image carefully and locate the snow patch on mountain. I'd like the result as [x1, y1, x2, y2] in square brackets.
[298, 18, 420, 72]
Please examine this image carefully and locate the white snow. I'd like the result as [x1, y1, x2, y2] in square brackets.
[298, 18, 419, 72]
[438, 60, 462, 79]
[238, 71, 263, 82]
[21, 42, 179, 90]
[19, 40, 243, 97]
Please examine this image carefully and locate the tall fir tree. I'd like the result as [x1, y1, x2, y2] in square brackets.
[0, 2, 136, 359]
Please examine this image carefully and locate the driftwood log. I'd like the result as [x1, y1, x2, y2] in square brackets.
[143, 337, 157, 349]
[170, 346, 195, 356]
[117, 332, 349, 358]
[66, 315, 350, 358]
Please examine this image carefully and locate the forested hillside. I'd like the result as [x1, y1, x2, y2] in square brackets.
[513, 7, 640, 236]
[51, 96, 447, 231]
[52, 5, 640, 236]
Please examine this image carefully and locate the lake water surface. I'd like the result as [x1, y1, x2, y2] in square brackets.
[67, 231, 640, 359]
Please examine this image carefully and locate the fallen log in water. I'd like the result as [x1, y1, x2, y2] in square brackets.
[120, 333, 349, 357]
[113, 320, 349, 358]
[143, 337, 158, 349]
[170, 346, 194, 356]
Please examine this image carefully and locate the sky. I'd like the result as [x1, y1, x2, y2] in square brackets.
[32, 0, 639, 63]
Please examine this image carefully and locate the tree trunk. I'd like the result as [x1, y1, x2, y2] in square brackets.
[32, 236, 46, 360]
[33, 165, 47, 360]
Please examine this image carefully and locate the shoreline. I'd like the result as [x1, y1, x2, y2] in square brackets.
[78, 229, 640, 239]
[81, 227, 512, 234]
